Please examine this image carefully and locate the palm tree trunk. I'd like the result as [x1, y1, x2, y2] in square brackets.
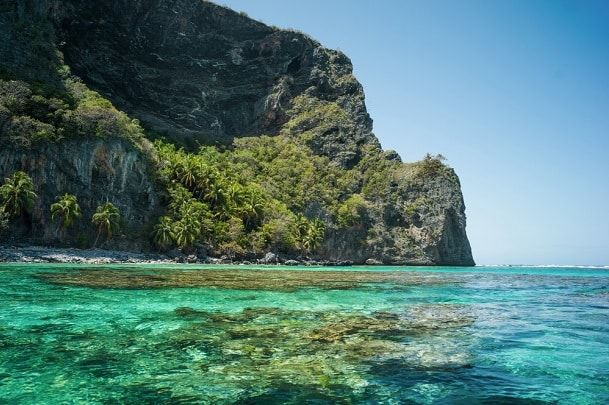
[94, 227, 102, 248]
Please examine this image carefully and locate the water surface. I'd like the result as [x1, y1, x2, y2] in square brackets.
[0, 264, 608, 403]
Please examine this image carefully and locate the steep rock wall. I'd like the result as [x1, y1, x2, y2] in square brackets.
[321, 167, 473, 265]
[50, 0, 377, 167]
[0, 138, 161, 249]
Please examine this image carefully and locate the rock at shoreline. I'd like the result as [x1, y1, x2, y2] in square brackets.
[0, 246, 172, 265]
[259, 252, 278, 265]
[365, 258, 383, 265]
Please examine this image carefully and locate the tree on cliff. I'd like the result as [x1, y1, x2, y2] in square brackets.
[152, 216, 176, 250]
[303, 219, 326, 254]
[92, 203, 121, 247]
[0, 171, 37, 218]
[291, 215, 325, 254]
[51, 194, 82, 234]
[173, 215, 201, 250]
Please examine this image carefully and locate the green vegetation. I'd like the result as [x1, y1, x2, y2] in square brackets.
[150, 133, 454, 257]
[173, 214, 202, 251]
[0, 171, 37, 218]
[50, 193, 82, 230]
[336, 194, 369, 228]
[153, 138, 340, 255]
[354, 145, 401, 200]
[282, 94, 351, 144]
[0, 78, 145, 147]
[152, 216, 176, 251]
[292, 216, 326, 254]
[227, 135, 354, 212]
[405, 196, 432, 217]
[415, 153, 449, 177]
[92, 203, 121, 247]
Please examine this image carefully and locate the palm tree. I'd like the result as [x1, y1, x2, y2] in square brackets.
[303, 219, 325, 254]
[152, 216, 175, 250]
[0, 171, 37, 218]
[176, 158, 198, 189]
[292, 214, 309, 248]
[205, 179, 226, 207]
[168, 185, 192, 214]
[240, 187, 266, 229]
[226, 183, 244, 212]
[173, 215, 201, 250]
[91, 202, 121, 247]
[205, 178, 231, 217]
[50, 194, 82, 233]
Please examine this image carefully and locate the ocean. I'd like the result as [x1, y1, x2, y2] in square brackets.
[1, 264, 607, 403]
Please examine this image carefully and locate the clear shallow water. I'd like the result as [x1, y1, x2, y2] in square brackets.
[0, 264, 608, 404]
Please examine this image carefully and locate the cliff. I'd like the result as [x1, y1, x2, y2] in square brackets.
[0, 138, 160, 249]
[0, 0, 474, 265]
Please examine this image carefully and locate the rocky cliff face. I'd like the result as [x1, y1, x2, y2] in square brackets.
[0, 0, 474, 265]
[320, 164, 473, 265]
[51, 0, 377, 168]
[0, 138, 160, 249]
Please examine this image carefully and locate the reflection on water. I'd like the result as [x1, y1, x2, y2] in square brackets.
[0, 264, 608, 403]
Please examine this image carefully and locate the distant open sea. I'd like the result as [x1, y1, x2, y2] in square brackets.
[1, 264, 607, 404]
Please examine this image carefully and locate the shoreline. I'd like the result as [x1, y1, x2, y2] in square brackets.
[0, 245, 176, 265]
[0, 245, 478, 267]
[0, 245, 357, 266]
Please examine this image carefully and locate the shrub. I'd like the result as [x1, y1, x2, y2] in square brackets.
[0, 78, 145, 146]
[281, 95, 351, 146]
[6, 115, 58, 143]
[0, 80, 32, 112]
[404, 196, 431, 217]
[415, 153, 448, 177]
[336, 194, 369, 228]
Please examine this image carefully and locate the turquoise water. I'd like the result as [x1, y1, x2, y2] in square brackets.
[0, 264, 608, 404]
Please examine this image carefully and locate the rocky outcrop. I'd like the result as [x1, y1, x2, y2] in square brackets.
[0, 0, 474, 265]
[0, 138, 161, 249]
[320, 166, 473, 265]
[47, 0, 377, 168]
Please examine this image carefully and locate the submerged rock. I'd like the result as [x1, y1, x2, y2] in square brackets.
[39, 268, 462, 291]
[160, 303, 476, 395]
[403, 304, 475, 330]
[174, 307, 208, 318]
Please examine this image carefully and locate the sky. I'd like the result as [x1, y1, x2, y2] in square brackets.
[220, 0, 609, 265]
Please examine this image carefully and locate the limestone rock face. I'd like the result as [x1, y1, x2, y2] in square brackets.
[47, 0, 377, 168]
[320, 167, 473, 266]
[0, 138, 161, 249]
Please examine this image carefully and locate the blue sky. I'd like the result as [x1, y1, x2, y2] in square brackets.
[221, 0, 609, 265]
